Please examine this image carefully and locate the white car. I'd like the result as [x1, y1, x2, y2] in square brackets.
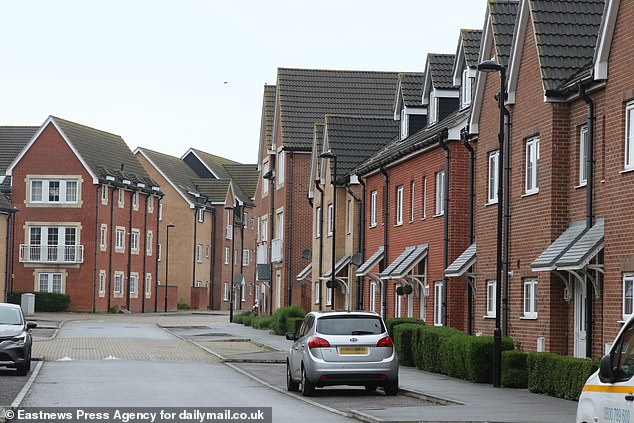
[577, 313, 634, 423]
[285, 310, 399, 397]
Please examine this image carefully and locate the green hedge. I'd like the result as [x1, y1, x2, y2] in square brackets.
[527, 352, 599, 400]
[232, 311, 253, 325]
[272, 305, 306, 335]
[502, 349, 528, 388]
[8, 291, 70, 312]
[287, 317, 304, 334]
[386, 317, 425, 339]
[393, 323, 424, 366]
[252, 315, 274, 330]
[413, 325, 466, 373]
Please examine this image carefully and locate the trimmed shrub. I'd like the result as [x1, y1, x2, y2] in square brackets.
[232, 311, 252, 324]
[393, 323, 423, 366]
[8, 291, 70, 312]
[287, 317, 304, 334]
[462, 336, 515, 383]
[440, 333, 467, 378]
[413, 325, 466, 373]
[252, 315, 274, 330]
[386, 317, 425, 339]
[527, 352, 599, 400]
[502, 349, 528, 388]
[271, 305, 306, 335]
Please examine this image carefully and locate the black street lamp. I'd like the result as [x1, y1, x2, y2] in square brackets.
[320, 150, 337, 310]
[477, 59, 507, 388]
[164, 223, 175, 312]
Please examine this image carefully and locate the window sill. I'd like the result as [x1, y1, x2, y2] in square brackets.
[575, 183, 587, 189]
[395, 223, 403, 227]
[486, 200, 498, 207]
[369, 224, 377, 229]
[433, 213, 444, 218]
[522, 190, 539, 198]
[483, 315, 496, 319]
[520, 316, 538, 320]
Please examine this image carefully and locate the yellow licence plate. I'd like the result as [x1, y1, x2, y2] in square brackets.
[338, 347, 368, 355]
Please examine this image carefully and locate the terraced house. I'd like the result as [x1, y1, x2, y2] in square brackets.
[6, 116, 161, 312]
[253, 68, 400, 314]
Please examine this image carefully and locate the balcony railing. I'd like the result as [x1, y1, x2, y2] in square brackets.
[271, 238, 282, 263]
[226, 224, 233, 240]
[256, 244, 268, 264]
[19, 244, 84, 264]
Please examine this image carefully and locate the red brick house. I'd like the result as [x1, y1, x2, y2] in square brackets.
[6, 116, 161, 312]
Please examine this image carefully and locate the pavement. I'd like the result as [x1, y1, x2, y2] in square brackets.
[7, 311, 577, 423]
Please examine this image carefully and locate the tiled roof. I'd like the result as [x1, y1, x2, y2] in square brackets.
[428, 54, 457, 90]
[138, 148, 202, 197]
[356, 107, 470, 175]
[529, 0, 605, 92]
[52, 117, 158, 190]
[0, 193, 15, 212]
[191, 178, 231, 204]
[313, 122, 325, 178]
[461, 29, 484, 68]
[277, 68, 399, 150]
[490, 0, 520, 67]
[324, 115, 398, 182]
[188, 148, 239, 180]
[0, 126, 38, 173]
[223, 163, 259, 201]
[399, 73, 425, 107]
[262, 85, 277, 150]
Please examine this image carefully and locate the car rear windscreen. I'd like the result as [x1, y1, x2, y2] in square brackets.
[316, 316, 385, 335]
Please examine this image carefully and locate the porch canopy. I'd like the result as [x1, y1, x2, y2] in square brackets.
[531, 219, 604, 298]
[380, 244, 428, 280]
[355, 246, 384, 277]
[296, 263, 312, 281]
[323, 253, 352, 279]
[445, 243, 476, 277]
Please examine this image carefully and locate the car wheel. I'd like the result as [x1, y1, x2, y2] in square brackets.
[16, 353, 31, 377]
[384, 379, 398, 396]
[286, 361, 299, 392]
[364, 384, 377, 392]
[300, 366, 315, 397]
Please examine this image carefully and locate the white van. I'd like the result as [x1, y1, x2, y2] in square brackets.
[577, 314, 634, 423]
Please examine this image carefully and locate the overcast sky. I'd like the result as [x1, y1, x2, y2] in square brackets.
[0, 1, 487, 164]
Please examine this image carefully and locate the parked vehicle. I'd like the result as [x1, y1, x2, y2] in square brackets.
[285, 310, 399, 396]
[0, 303, 36, 376]
[577, 313, 634, 423]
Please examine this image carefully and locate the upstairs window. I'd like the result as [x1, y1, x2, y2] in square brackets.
[487, 280, 497, 318]
[626, 102, 634, 170]
[396, 185, 403, 225]
[461, 68, 472, 108]
[370, 190, 378, 227]
[262, 162, 270, 196]
[316, 207, 322, 238]
[435, 171, 445, 216]
[277, 151, 285, 187]
[579, 125, 589, 186]
[488, 150, 499, 204]
[525, 137, 540, 194]
[400, 108, 409, 140]
[327, 204, 333, 236]
[428, 91, 438, 125]
[624, 274, 634, 321]
[29, 178, 79, 204]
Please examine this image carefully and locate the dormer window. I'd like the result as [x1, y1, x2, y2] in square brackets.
[400, 108, 409, 140]
[461, 68, 472, 108]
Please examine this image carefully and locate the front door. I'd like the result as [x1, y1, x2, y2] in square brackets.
[574, 278, 587, 358]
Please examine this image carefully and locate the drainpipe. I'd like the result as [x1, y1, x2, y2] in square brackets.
[93, 185, 100, 313]
[4, 209, 16, 302]
[463, 128, 475, 335]
[240, 204, 245, 310]
[579, 82, 594, 359]
[346, 182, 363, 310]
[316, 181, 325, 310]
[359, 177, 367, 310]
[380, 167, 389, 319]
[209, 206, 216, 310]
[268, 171, 275, 317]
[107, 185, 116, 311]
[154, 195, 164, 312]
[439, 130, 450, 327]
[287, 150, 293, 306]
[503, 105, 511, 337]
[193, 207, 198, 292]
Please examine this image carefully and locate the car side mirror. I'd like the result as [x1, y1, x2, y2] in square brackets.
[26, 321, 37, 330]
[599, 354, 616, 383]
[285, 332, 297, 341]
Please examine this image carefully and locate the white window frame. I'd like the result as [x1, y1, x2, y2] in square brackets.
[277, 151, 285, 188]
[435, 171, 445, 216]
[132, 191, 139, 211]
[370, 190, 377, 227]
[487, 280, 497, 318]
[101, 185, 108, 205]
[422, 176, 427, 219]
[400, 108, 409, 140]
[29, 178, 80, 205]
[99, 270, 106, 297]
[316, 206, 322, 238]
[626, 102, 634, 170]
[224, 247, 230, 265]
[395, 286, 402, 318]
[396, 185, 403, 226]
[118, 188, 125, 208]
[130, 229, 140, 253]
[262, 161, 270, 196]
[369, 281, 376, 313]
[223, 282, 229, 301]
[315, 281, 321, 305]
[346, 199, 353, 234]
[38, 272, 63, 293]
[523, 279, 538, 319]
[525, 137, 540, 194]
[488, 150, 499, 204]
[434, 281, 443, 326]
[100, 224, 107, 251]
[157, 243, 162, 262]
[326, 284, 332, 306]
[242, 249, 250, 266]
[579, 125, 588, 186]
[130, 273, 138, 298]
[461, 68, 472, 108]
[327, 204, 333, 236]
[428, 91, 438, 125]
[145, 274, 152, 298]
[261, 216, 268, 242]
[624, 274, 634, 321]
[147, 195, 154, 213]
[197, 208, 204, 223]
[114, 273, 124, 297]
[410, 180, 415, 223]
[115, 227, 125, 252]
[146, 231, 153, 256]
[197, 244, 203, 263]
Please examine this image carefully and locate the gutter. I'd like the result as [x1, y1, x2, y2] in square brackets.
[315, 181, 325, 310]
[346, 181, 363, 310]
[438, 130, 450, 327]
[462, 127, 475, 335]
[287, 151, 293, 306]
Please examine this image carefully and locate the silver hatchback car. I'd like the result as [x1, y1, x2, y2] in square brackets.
[285, 310, 399, 396]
